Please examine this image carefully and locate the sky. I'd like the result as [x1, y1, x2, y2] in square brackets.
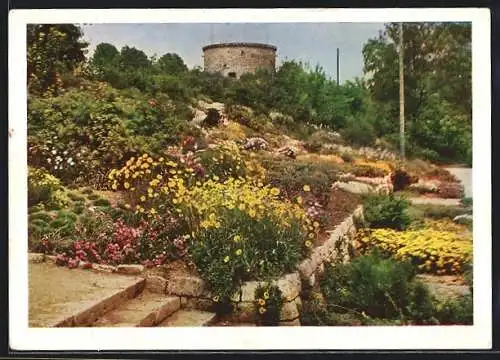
[81, 23, 385, 83]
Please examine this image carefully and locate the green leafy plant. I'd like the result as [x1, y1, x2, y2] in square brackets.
[363, 194, 411, 230]
[189, 209, 307, 302]
[254, 284, 283, 326]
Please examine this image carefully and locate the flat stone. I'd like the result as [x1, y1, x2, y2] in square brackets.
[453, 214, 473, 225]
[92, 264, 117, 273]
[274, 273, 301, 301]
[240, 281, 264, 302]
[116, 264, 144, 275]
[182, 297, 214, 312]
[166, 275, 206, 297]
[28, 253, 45, 263]
[298, 259, 314, 279]
[334, 181, 375, 194]
[280, 300, 300, 321]
[158, 309, 217, 327]
[146, 275, 167, 294]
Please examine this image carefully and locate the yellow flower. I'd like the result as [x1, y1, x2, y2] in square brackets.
[213, 175, 220, 181]
[303, 185, 311, 192]
[296, 196, 303, 204]
[124, 182, 130, 189]
[140, 195, 146, 202]
[305, 240, 312, 248]
[156, 174, 162, 180]
[238, 203, 246, 211]
[159, 157, 164, 162]
[224, 256, 230, 263]
[259, 307, 266, 314]
[258, 298, 266, 306]
[313, 221, 320, 228]
[233, 235, 241, 243]
[263, 291, 269, 300]
[111, 183, 118, 190]
[236, 249, 242, 256]
[124, 204, 131, 209]
[248, 209, 257, 218]
[270, 188, 280, 196]
[308, 233, 315, 239]
[212, 296, 219, 302]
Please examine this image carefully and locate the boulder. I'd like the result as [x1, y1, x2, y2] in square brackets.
[453, 214, 473, 225]
[333, 181, 375, 194]
[277, 146, 298, 159]
[243, 137, 269, 151]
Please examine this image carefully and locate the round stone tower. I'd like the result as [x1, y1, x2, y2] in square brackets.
[202, 42, 277, 78]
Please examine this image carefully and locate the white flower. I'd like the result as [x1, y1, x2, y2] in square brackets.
[63, 151, 68, 155]
[47, 158, 51, 163]
[51, 150, 57, 155]
[76, 153, 81, 157]
[67, 157, 73, 163]
[54, 136, 58, 139]
[70, 162, 75, 166]
[54, 166, 58, 170]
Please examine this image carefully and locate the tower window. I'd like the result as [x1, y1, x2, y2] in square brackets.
[228, 72, 236, 78]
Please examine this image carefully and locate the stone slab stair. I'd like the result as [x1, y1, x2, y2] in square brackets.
[89, 281, 217, 327]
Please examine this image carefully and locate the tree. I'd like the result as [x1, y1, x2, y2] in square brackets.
[157, 53, 188, 75]
[118, 46, 151, 70]
[362, 22, 472, 162]
[27, 24, 88, 93]
[90, 42, 119, 75]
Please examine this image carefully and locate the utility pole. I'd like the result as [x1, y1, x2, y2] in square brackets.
[336, 48, 340, 85]
[399, 22, 405, 159]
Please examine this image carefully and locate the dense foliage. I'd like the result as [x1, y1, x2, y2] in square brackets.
[300, 252, 472, 325]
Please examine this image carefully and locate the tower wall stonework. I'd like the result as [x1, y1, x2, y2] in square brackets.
[203, 43, 277, 78]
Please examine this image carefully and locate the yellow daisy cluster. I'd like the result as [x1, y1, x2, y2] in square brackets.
[107, 153, 196, 214]
[207, 140, 266, 181]
[255, 289, 271, 316]
[357, 228, 472, 275]
[176, 176, 311, 235]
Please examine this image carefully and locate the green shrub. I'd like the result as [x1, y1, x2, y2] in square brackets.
[262, 157, 340, 200]
[29, 212, 53, 223]
[87, 193, 100, 200]
[320, 252, 417, 319]
[461, 197, 473, 208]
[254, 284, 283, 326]
[363, 194, 411, 230]
[93, 198, 111, 207]
[434, 294, 473, 325]
[28, 167, 63, 207]
[409, 204, 468, 220]
[68, 192, 85, 202]
[189, 209, 305, 302]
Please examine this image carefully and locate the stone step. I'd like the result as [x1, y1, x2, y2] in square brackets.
[92, 291, 180, 327]
[158, 309, 217, 327]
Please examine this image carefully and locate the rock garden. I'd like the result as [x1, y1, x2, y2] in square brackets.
[26, 24, 473, 327]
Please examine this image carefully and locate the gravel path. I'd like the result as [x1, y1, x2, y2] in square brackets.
[445, 167, 472, 198]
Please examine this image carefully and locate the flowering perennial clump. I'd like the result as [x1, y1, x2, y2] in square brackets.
[357, 228, 472, 275]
